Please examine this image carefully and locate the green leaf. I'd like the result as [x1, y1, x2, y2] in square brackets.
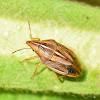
[0, 19, 100, 95]
[0, 0, 100, 98]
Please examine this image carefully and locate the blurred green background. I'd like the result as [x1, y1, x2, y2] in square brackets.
[0, 0, 100, 100]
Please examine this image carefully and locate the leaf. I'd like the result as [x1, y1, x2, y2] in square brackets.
[0, 0, 100, 97]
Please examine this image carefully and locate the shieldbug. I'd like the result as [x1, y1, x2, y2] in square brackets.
[12, 21, 82, 78]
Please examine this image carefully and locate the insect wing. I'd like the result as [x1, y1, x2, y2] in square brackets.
[57, 43, 82, 76]
[45, 60, 69, 75]
[45, 42, 81, 77]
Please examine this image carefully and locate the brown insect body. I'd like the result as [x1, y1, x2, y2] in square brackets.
[26, 39, 81, 77]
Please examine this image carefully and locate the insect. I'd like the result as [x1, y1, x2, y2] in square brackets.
[12, 21, 82, 79]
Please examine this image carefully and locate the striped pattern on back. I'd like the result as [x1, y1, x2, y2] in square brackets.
[37, 40, 73, 67]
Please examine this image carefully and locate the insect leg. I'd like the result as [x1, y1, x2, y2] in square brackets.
[31, 62, 42, 79]
[21, 56, 38, 63]
[53, 71, 66, 79]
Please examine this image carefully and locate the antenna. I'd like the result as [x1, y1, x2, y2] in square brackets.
[28, 21, 40, 40]
[28, 20, 33, 40]
[12, 48, 31, 54]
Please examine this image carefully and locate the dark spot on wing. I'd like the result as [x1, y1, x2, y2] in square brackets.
[66, 65, 78, 74]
